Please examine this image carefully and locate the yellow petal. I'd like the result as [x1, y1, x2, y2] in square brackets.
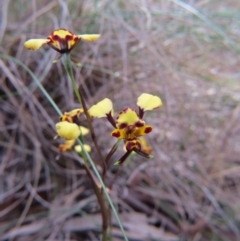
[78, 34, 100, 42]
[59, 139, 75, 152]
[65, 108, 84, 117]
[88, 98, 113, 118]
[74, 144, 91, 153]
[139, 137, 152, 154]
[111, 128, 127, 139]
[52, 29, 74, 38]
[61, 108, 84, 123]
[24, 39, 49, 50]
[137, 93, 162, 111]
[133, 125, 153, 137]
[55, 121, 80, 140]
[79, 126, 89, 136]
[116, 108, 144, 128]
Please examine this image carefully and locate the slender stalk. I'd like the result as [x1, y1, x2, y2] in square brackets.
[77, 138, 129, 241]
[62, 55, 82, 104]
[62, 55, 107, 177]
[63, 54, 109, 241]
[82, 160, 108, 240]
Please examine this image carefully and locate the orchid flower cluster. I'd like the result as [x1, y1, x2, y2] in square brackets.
[24, 28, 163, 165]
[55, 93, 162, 164]
[55, 108, 91, 153]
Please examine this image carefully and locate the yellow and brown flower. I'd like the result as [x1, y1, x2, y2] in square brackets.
[24, 28, 100, 55]
[55, 112, 90, 153]
[111, 108, 152, 148]
[88, 93, 162, 164]
[111, 108, 153, 164]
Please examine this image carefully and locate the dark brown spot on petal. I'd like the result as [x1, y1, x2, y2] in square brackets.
[135, 121, 144, 127]
[145, 126, 152, 134]
[74, 36, 79, 41]
[65, 35, 74, 41]
[118, 123, 128, 129]
[112, 131, 120, 138]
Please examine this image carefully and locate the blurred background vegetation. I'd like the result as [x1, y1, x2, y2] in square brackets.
[1, 0, 240, 240]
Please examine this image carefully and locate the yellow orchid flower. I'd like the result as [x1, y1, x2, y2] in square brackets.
[111, 108, 153, 164]
[24, 29, 100, 62]
[88, 93, 162, 164]
[111, 108, 152, 158]
[55, 120, 90, 153]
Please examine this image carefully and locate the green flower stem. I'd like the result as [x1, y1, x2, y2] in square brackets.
[63, 55, 82, 104]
